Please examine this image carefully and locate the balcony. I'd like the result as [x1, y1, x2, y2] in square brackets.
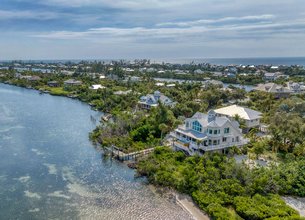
[199, 139, 248, 152]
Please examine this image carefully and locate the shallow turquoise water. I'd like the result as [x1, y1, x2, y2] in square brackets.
[0, 83, 192, 220]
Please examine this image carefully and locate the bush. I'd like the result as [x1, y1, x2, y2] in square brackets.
[233, 194, 298, 220]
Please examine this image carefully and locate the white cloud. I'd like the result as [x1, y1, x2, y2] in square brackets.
[156, 15, 276, 27]
[31, 18, 305, 42]
[0, 10, 59, 20]
[39, 0, 201, 9]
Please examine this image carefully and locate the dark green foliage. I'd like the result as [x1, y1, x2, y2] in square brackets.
[233, 194, 298, 220]
[137, 148, 304, 220]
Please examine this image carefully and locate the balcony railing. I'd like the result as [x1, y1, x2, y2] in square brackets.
[170, 132, 249, 152]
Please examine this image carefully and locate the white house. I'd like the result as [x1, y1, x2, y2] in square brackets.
[138, 91, 176, 110]
[90, 84, 105, 90]
[171, 110, 248, 155]
[214, 105, 262, 131]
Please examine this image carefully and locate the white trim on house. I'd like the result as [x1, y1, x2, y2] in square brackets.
[171, 111, 248, 155]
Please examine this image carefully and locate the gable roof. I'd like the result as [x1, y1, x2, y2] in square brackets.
[214, 105, 262, 120]
[254, 83, 292, 94]
[191, 112, 232, 127]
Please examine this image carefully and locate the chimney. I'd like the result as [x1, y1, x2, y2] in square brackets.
[208, 110, 216, 122]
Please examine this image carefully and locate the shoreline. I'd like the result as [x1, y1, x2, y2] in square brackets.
[147, 185, 210, 220]
[175, 193, 210, 220]
[283, 196, 305, 217]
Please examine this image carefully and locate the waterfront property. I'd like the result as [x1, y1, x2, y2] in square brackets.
[138, 91, 176, 110]
[64, 79, 82, 87]
[286, 81, 305, 94]
[171, 110, 248, 155]
[254, 83, 292, 98]
[47, 81, 59, 87]
[201, 80, 224, 89]
[214, 105, 262, 132]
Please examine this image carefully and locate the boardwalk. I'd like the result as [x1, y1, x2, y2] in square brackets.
[108, 146, 155, 161]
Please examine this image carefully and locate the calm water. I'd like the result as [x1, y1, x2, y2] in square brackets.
[152, 57, 305, 66]
[0, 84, 192, 220]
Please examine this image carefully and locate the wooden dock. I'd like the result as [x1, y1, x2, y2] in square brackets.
[107, 146, 155, 161]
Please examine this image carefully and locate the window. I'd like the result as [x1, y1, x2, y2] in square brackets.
[213, 140, 217, 145]
[192, 121, 202, 132]
[223, 137, 227, 142]
[186, 122, 189, 128]
[236, 136, 239, 142]
[209, 129, 212, 134]
[208, 140, 212, 145]
[214, 130, 218, 134]
[224, 128, 230, 134]
[232, 138, 235, 142]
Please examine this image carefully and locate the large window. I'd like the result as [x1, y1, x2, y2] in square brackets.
[224, 127, 230, 134]
[192, 121, 202, 132]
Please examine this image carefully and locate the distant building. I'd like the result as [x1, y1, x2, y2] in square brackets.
[263, 72, 280, 81]
[211, 72, 223, 77]
[214, 105, 262, 132]
[201, 80, 224, 89]
[254, 83, 292, 98]
[263, 72, 287, 81]
[90, 84, 105, 90]
[286, 82, 305, 94]
[171, 110, 248, 155]
[155, 82, 165, 86]
[166, 83, 176, 88]
[114, 90, 132, 95]
[20, 75, 41, 81]
[61, 70, 74, 76]
[64, 79, 82, 87]
[138, 91, 176, 110]
[194, 69, 204, 74]
[99, 75, 106, 79]
[47, 81, 59, 87]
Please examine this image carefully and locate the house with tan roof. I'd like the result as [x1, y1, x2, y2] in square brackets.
[254, 83, 292, 98]
[214, 105, 262, 131]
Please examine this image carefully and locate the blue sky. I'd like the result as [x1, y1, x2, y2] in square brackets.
[0, 0, 305, 60]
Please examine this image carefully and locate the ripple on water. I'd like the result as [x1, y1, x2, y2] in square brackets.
[43, 163, 57, 175]
[24, 191, 41, 200]
[31, 148, 45, 156]
[17, 175, 31, 184]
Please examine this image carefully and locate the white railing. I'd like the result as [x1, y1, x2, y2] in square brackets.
[199, 140, 248, 152]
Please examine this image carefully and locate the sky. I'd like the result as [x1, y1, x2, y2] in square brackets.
[0, 0, 305, 60]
